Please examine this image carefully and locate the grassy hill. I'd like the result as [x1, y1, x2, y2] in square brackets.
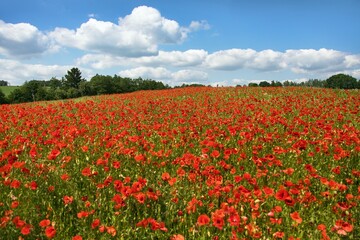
[0, 86, 19, 96]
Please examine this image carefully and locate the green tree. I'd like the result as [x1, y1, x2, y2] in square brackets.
[48, 77, 63, 89]
[7, 80, 51, 103]
[64, 67, 85, 89]
[0, 89, 8, 104]
[274, 81, 283, 87]
[325, 74, 358, 89]
[248, 83, 259, 87]
[259, 81, 271, 87]
[0, 80, 9, 86]
[90, 75, 115, 95]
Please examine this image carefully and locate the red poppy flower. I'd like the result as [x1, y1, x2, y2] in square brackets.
[39, 219, 51, 227]
[45, 226, 56, 239]
[212, 215, 225, 230]
[47, 149, 60, 160]
[134, 193, 146, 204]
[63, 195, 74, 205]
[77, 211, 89, 218]
[171, 234, 185, 240]
[290, 211, 302, 224]
[106, 226, 116, 236]
[161, 172, 171, 181]
[273, 231, 284, 238]
[228, 214, 241, 226]
[21, 225, 32, 235]
[81, 167, 92, 177]
[275, 189, 289, 201]
[197, 214, 210, 226]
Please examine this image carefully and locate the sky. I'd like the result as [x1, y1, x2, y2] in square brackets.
[0, 0, 359, 86]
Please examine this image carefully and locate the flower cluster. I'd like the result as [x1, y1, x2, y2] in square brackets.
[0, 87, 359, 239]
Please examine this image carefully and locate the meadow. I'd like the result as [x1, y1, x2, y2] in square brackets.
[0, 87, 359, 239]
[0, 86, 19, 97]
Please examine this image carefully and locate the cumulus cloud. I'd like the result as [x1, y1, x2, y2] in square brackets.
[189, 20, 210, 31]
[282, 48, 346, 73]
[205, 49, 285, 71]
[118, 66, 208, 85]
[1, 6, 210, 59]
[172, 70, 208, 82]
[205, 48, 360, 75]
[119, 67, 172, 80]
[76, 49, 208, 69]
[50, 6, 207, 57]
[49, 18, 158, 57]
[0, 59, 81, 85]
[0, 20, 55, 58]
[204, 49, 257, 70]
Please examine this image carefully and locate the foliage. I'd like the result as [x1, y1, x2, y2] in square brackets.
[0, 80, 9, 86]
[0, 89, 7, 104]
[248, 83, 258, 87]
[0, 87, 359, 239]
[254, 74, 359, 89]
[3, 68, 170, 104]
[259, 81, 271, 87]
[325, 74, 359, 89]
[63, 67, 85, 89]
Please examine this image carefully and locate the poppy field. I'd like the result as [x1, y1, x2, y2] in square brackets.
[0, 87, 359, 239]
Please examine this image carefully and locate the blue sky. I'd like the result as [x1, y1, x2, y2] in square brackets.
[0, 0, 359, 86]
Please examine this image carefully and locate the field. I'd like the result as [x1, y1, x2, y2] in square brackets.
[0, 86, 20, 97]
[0, 87, 359, 239]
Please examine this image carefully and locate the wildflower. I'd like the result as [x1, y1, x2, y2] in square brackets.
[45, 226, 56, 239]
[290, 211, 302, 224]
[91, 219, 101, 229]
[21, 225, 32, 235]
[39, 219, 51, 227]
[197, 214, 210, 226]
[171, 234, 185, 240]
[63, 195, 74, 205]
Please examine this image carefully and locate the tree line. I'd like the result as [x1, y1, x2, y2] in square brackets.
[245, 74, 360, 89]
[0, 68, 170, 104]
[1, 70, 359, 105]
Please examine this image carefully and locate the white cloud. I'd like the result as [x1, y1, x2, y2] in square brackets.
[118, 66, 208, 85]
[189, 20, 210, 31]
[205, 49, 283, 71]
[76, 49, 208, 69]
[0, 59, 93, 85]
[50, 18, 158, 57]
[0, 20, 55, 58]
[205, 48, 360, 76]
[137, 49, 208, 67]
[118, 6, 187, 44]
[283, 48, 346, 73]
[172, 70, 208, 82]
[50, 6, 206, 57]
[205, 48, 257, 70]
[204, 48, 284, 71]
[344, 54, 360, 68]
[119, 67, 172, 80]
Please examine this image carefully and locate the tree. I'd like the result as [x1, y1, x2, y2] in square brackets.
[64, 67, 85, 89]
[248, 83, 259, 87]
[325, 74, 358, 89]
[0, 80, 9, 86]
[274, 81, 283, 87]
[259, 81, 271, 87]
[0, 89, 8, 104]
[48, 77, 63, 89]
[90, 75, 115, 95]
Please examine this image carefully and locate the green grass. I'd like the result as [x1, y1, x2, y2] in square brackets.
[0, 86, 20, 96]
